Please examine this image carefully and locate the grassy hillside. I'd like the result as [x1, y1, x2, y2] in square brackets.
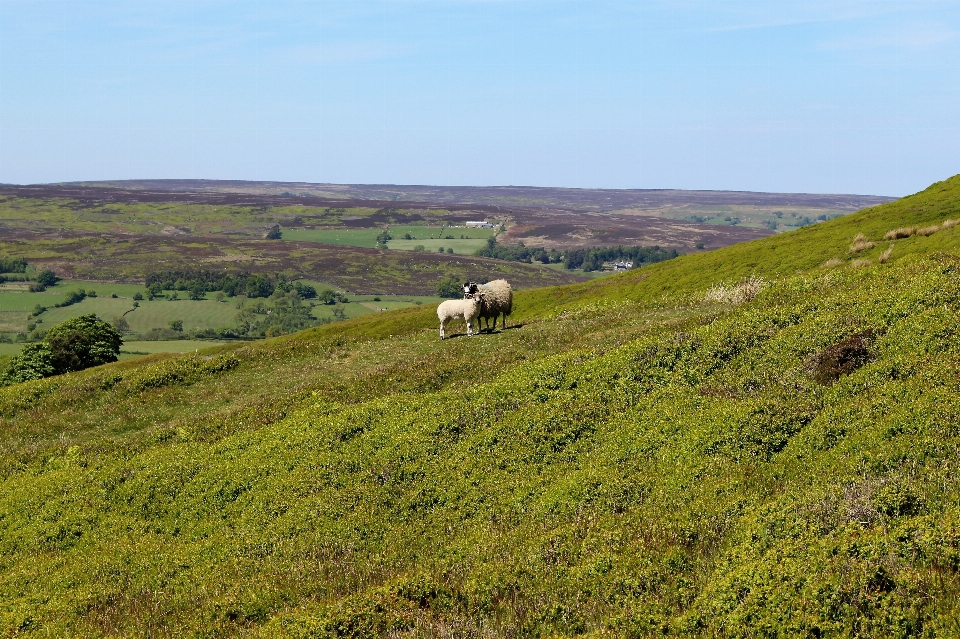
[2, 176, 960, 637]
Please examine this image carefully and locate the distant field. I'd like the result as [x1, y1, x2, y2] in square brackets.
[1, 339, 227, 359]
[0, 280, 448, 337]
[0, 287, 238, 334]
[0, 343, 21, 356]
[119, 340, 226, 359]
[283, 224, 496, 254]
[387, 238, 488, 254]
[0, 231, 583, 296]
[281, 228, 383, 247]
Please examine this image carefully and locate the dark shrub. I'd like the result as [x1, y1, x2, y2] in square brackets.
[436, 276, 462, 299]
[293, 282, 317, 299]
[36, 270, 59, 287]
[808, 331, 874, 385]
[55, 289, 86, 308]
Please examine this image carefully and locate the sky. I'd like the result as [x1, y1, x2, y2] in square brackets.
[0, 1, 958, 196]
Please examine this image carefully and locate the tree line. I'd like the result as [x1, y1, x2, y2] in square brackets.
[144, 270, 317, 300]
[474, 238, 679, 271]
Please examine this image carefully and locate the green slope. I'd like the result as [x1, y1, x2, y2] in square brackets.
[2, 176, 960, 637]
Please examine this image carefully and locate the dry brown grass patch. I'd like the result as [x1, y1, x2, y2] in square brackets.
[850, 258, 872, 268]
[821, 258, 843, 268]
[916, 225, 941, 236]
[878, 243, 894, 264]
[703, 275, 767, 305]
[850, 240, 876, 253]
[884, 227, 916, 240]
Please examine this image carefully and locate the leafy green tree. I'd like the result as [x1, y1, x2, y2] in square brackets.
[293, 282, 317, 299]
[436, 276, 462, 299]
[134, 292, 144, 301]
[169, 320, 184, 332]
[43, 314, 123, 374]
[0, 257, 27, 273]
[1, 343, 55, 384]
[189, 283, 206, 300]
[36, 269, 59, 287]
[112, 316, 130, 333]
[245, 274, 274, 298]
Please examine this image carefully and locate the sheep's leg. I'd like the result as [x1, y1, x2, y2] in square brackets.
[467, 319, 473, 336]
[439, 318, 447, 340]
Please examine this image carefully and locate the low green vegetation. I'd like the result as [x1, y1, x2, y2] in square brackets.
[1, 175, 960, 636]
[475, 239, 680, 271]
[644, 204, 848, 231]
[284, 223, 498, 254]
[1, 314, 121, 385]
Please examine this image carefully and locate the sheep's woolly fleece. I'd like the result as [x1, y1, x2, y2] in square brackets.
[475, 279, 513, 331]
[437, 297, 480, 339]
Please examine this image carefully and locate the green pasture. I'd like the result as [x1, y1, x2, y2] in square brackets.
[42, 296, 238, 333]
[0, 343, 22, 356]
[0, 279, 441, 337]
[281, 227, 384, 248]
[120, 340, 227, 358]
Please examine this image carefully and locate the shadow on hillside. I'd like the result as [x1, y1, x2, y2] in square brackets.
[479, 324, 524, 334]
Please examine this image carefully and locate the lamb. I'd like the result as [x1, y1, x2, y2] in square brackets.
[465, 279, 513, 332]
[437, 294, 480, 339]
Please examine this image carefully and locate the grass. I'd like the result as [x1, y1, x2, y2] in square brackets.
[282, 224, 496, 255]
[119, 340, 227, 358]
[281, 228, 385, 247]
[1, 175, 960, 636]
[630, 203, 850, 231]
[1, 340, 227, 359]
[0, 280, 442, 338]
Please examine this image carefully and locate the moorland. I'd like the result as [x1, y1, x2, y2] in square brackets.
[1, 180, 869, 353]
[0, 175, 957, 636]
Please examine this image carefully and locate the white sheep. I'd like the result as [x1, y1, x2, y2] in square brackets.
[465, 279, 513, 332]
[437, 295, 480, 339]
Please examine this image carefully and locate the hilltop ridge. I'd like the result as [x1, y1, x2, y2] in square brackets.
[1, 175, 959, 637]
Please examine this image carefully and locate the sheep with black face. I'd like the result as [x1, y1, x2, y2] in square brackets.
[464, 279, 513, 332]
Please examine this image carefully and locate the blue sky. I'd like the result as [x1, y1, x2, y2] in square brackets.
[1, 1, 958, 195]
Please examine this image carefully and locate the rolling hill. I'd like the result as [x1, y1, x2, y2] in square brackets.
[1, 175, 959, 637]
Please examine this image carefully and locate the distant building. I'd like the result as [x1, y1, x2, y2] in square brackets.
[465, 221, 496, 229]
[606, 261, 634, 271]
